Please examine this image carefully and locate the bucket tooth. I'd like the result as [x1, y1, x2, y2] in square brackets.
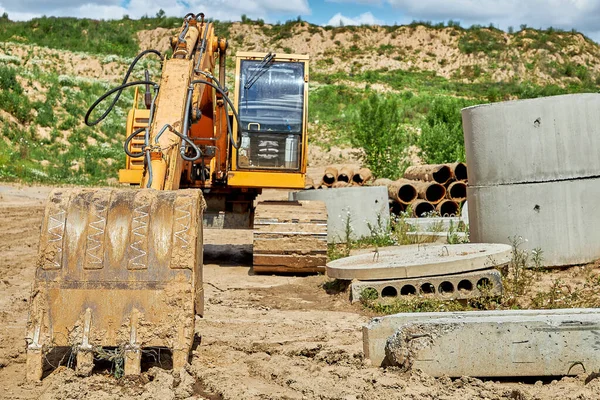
[26, 349, 44, 382]
[26, 324, 43, 382]
[26, 188, 205, 380]
[76, 351, 94, 377]
[124, 309, 141, 376]
[76, 308, 94, 376]
[172, 349, 189, 370]
[124, 348, 142, 376]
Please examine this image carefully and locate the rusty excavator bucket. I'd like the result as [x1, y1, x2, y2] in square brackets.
[26, 188, 204, 381]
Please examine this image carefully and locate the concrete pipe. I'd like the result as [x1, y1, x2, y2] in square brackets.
[352, 168, 373, 185]
[338, 166, 354, 183]
[436, 199, 460, 217]
[404, 164, 453, 185]
[463, 94, 600, 266]
[322, 167, 338, 187]
[411, 200, 435, 218]
[389, 199, 406, 216]
[448, 162, 468, 182]
[388, 179, 418, 205]
[413, 181, 446, 204]
[373, 178, 394, 187]
[304, 176, 315, 190]
[332, 181, 349, 188]
[447, 181, 467, 202]
[462, 93, 600, 186]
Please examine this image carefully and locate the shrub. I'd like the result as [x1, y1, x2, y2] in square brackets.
[458, 28, 506, 55]
[34, 102, 55, 127]
[350, 93, 412, 179]
[418, 97, 477, 164]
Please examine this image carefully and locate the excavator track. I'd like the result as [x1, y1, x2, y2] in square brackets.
[253, 201, 328, 274]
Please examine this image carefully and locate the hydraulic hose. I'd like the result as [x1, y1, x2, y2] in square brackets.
[154, 123, 202, 162]
[84, 49, 163, 126]
[190, 79, 242, 149]
[85, 80, 158, 127]
[194, 19, 210, 71]
[123, 127, 147, 158]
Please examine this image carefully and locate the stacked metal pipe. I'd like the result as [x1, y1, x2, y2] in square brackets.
[304, 163, 467, 218]
[376, 163, 468, 218]
[305, 166, 374, 189]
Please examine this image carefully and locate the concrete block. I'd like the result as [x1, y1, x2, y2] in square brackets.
[462, 93, 600, 186]
[350, 268, 502, 303]
[384, 311, 600, 377]
[290, 186, 389, 243]
[468, 178, 600, 266]
[401, 216, 468, 231]
[405, 231, 468, 243]
[326, 243, 512, 280]
[364, 308, 600, 368]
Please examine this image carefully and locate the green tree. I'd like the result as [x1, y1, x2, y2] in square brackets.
[350, 94, 411, 179]
[418, 97, 476, 164]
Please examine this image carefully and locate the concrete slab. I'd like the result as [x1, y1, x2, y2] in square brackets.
[405, 231, 468, 244]
[350, 268, 502, 303]
[384, 311, 600, 377]
[401, 216, 468, 231]
[326, 243, 511, 281]
[468, 178, 600, 266]
[462, 93, 600, 186]
[290, 186, 389, 243]
[363, 308, 600, 368]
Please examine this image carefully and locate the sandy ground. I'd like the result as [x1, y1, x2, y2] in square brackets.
[1, 184, 600, 399]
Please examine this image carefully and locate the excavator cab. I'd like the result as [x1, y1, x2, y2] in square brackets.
[233, 53, 306, 172]
[229, 52, 310, 189]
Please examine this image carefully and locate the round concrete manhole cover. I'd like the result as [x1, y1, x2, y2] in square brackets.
[326, 243, 512, 280]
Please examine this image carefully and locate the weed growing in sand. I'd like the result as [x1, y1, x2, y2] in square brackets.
[94, 345, 126, 378]
[446, 220, 469, 244]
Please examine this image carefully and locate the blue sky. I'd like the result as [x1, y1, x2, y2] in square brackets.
[2, 0, 600, 41]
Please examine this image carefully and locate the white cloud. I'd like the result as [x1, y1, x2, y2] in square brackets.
[326, 0, 382, 4]
[0, 0, 310, 21]
[323, 0, 600, 42]
[326, 11, 383, 26]
[386, 0, 600, 35]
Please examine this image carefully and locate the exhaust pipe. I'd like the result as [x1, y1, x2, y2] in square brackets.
[337, 166, 354, 183]
[412, 200, 435, 217]
[388, 179, 418, 205]
[436, 199, 460, 217]
[413, 181, 446, 204]
[322, 167, 338, 187]
[449, 162, 468, 182]
[404, 164, 453, 185]
[352, 168, 372, 185]
[447, 181, 466, 201]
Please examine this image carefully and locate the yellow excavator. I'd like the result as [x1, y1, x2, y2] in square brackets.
[26, 13, 327, 380]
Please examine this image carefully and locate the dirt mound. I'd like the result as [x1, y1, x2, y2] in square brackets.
[1, 184, 600, 399]
[137, 27, 178, 53]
